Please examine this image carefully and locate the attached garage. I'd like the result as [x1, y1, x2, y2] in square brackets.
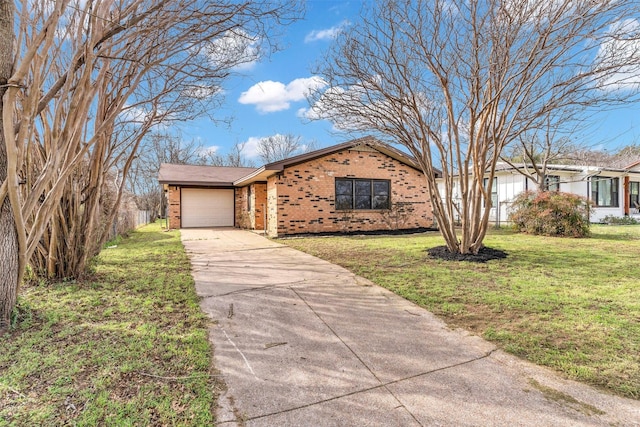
[181, 188, 235, 228]
[159, 163, 257, 229]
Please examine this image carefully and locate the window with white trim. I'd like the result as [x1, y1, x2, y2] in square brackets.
[591, 177, 619, 207]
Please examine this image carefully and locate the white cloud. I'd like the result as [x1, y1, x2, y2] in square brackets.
[301, 80, 435, 134]
[238, 137, 262, 159]
[299, 85, 369, 131]
[119, 104, 152, 124]
[304, 20, 350, 43]
[205, 30, 261, 71]
[199, 145, 221, 155]
[238, 77, 327, 113]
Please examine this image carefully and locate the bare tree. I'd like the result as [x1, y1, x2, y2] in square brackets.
[611, 144, 640, 167]
[0, 0, 299, 328]
[500, 117, 585, 191]
[257, 133, 315, 163]
[127, 132, 206, 216]
[201, 141, 254, 167]
[310, 0, 640, 255]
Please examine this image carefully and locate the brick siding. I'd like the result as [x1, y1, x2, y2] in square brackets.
[165, 146, 434, 233]
[266, 146, 433, 236]
[167, 186, 181, 229]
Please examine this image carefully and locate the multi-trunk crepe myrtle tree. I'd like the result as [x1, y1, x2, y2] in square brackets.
[309, 0, 640, 255]
[0, 0, 299, 331]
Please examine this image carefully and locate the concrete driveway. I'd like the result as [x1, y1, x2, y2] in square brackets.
[181, 229, 639, 426]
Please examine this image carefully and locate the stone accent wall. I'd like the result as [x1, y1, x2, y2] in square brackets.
[266, 177, 279, 236]
[267, 147, 433, 236]
[235, 183, 268, 230]
[235, 186, 250, 229]
[167, 186, 181, 229]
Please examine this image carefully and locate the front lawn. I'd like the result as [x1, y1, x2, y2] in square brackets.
[0, 222, 220, 426]
[283, 225, 640, 399]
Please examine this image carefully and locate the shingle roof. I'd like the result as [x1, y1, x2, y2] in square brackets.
[256, 135, 430, 174]
[158, 136, 440, 186]
[158, 164, 258, 186]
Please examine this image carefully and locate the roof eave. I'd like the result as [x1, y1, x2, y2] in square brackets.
[233, 166, 282, 186]
[158, 180, 236, 187]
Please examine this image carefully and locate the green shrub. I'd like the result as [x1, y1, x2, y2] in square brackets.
[601, 215, 639, 225]
[508, 190, 592, 237]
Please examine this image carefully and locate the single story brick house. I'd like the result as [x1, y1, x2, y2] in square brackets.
[158, 136, 437, 237]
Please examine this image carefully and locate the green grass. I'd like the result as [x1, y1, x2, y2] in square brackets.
[283, 225, 640, 399]
[0, 222, 220, 426]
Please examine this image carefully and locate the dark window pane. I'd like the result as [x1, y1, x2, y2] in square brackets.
[373, 195, 389, 209]
[336, 194, 353, 210]
[336, 180, 353, 196]
[355, 180, 371, 196]
[355, 195, 371, 209]
[373, 181, 389, 196]
[372, 181, 390, 209]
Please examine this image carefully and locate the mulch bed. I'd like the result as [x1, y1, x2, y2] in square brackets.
[427, 245, 508, 263]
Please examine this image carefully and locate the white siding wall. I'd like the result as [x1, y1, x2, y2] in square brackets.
[436, 168, 632, 225]
[494, 173, 527, 225]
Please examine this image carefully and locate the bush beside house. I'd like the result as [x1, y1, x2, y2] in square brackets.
[509, 191, 592, 237]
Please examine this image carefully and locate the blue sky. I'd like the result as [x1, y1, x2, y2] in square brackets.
[181, 0, 361, 163]
[182, 1, 640, 164]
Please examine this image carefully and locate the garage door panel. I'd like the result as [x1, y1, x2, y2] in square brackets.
[182, 188, 234, 227]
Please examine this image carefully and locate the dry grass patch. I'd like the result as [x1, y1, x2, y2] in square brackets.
[0, 222, 221, 426]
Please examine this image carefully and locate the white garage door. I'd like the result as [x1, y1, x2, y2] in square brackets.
[181, 188, 235, 227]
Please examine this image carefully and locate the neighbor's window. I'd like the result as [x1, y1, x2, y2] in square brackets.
[591, 177, 619, 207]
[630, 182, 639, 209]
[483, 177, 498, 208]
[335, 179, 390, 210]
[247, 185, 252, 211]
[545, 175, 560, 192]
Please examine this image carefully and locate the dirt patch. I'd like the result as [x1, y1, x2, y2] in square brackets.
[427, 246, 508, 263]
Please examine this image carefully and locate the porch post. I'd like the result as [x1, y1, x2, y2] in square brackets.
[624, 176, 630, 216]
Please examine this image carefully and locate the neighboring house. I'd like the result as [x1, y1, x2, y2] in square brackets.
[438, 162, 640, 225]
[158, 137, 437, 236]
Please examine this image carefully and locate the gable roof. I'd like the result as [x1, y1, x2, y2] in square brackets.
[625, 159, 640, 171]
[233, 136, 436, 185]
[158, 164, 258, 186]
[158, 136, 438, 187]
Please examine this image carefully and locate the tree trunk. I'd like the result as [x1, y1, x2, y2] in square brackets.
[0, 0, 18, 331]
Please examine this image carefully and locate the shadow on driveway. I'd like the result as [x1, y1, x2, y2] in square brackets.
[181, 228, 640, 427]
